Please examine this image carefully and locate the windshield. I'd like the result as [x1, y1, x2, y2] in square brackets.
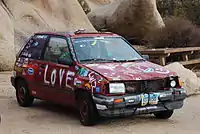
[72, 37, 143, 63]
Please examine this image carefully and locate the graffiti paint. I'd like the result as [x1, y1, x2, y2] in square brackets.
[85, 83, 91, 89]
[44, 65, 50, 85]
[51, 69, 57, 86]
[27, 68, 34, 75]
[155, 68, 170, 74]
[66, 71, 75, 88]
[143, 68, 154, 73]
[96, 87, 101, 93]
[74, 78, 82, 87]
[97, 78, 103, 83]
[59, 69, 65, 87]
[78, 68, 89, 77]
[88, 72, 97, 92]
[33, 42, 39, 46]
[44, 65, 75, 88]
[75, 66, 79, 71]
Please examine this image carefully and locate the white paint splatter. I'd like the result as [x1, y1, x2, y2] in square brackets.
[59, 69, 65, 87]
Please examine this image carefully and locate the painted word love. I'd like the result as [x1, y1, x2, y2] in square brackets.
[44, 65, 75, 88]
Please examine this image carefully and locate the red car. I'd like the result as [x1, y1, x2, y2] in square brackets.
[11, 30, 186, 126]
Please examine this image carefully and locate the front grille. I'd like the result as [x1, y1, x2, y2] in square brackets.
[124, 78, 168, 93]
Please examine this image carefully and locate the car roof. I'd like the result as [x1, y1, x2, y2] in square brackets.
[34, 29, 120, 38]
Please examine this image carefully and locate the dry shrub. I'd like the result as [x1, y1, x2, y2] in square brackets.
[146, 17, 200, 48]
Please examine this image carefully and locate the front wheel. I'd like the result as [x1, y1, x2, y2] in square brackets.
[153, 110, 174, 119]
[16, 79, 34, 107]
[77, 93, 98, 126]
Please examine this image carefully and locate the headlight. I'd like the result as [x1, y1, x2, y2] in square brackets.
[170, 80, 176, 87]
[109, 83, 125, 94]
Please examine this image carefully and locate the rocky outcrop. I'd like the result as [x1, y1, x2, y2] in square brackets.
[0, 1, 14, 71]
[0, 0, 95, 71]
[88, 0, 165, 39]
[165, 62, 200, 96]
[78, 0, 91, 14]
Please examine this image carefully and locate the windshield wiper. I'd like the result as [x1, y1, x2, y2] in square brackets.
[80, 58, 116, 62]
[112, 58, 145, 62]
[80, 58, 145, 63]
[127, 58, 145, 62]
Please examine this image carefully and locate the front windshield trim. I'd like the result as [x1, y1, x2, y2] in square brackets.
[71, 36, 143, 64]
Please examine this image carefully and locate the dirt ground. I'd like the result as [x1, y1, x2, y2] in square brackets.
[0, 71, 200, 134]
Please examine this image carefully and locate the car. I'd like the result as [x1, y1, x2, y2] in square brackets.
[11, 29, 186, 126]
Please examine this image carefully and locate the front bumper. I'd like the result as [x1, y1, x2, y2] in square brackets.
[92, 88, 186, 117]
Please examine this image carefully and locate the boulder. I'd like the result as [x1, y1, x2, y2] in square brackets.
[88, 0, 165, 39]
[0, 1, 14, 71]
[0, 0, 96, 71]
[165, 62, 200, 96]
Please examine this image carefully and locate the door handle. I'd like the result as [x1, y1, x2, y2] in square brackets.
[40, 64, 46, 69]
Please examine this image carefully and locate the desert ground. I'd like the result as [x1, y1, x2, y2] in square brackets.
[0, 71, 200, 134]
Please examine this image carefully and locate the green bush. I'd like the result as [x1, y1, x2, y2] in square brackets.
[157, 0, 200, 25]
[146, 17, 200, 48]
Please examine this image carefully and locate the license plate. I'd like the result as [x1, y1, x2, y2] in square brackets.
[149, 93, 159, 105]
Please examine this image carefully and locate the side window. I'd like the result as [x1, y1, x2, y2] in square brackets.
[44, 37, 71, 64]
[20, 35, 48, 60]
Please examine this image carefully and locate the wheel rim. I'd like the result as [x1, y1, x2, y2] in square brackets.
[80, 100, 88, 121]
[17, 86, 26, 103]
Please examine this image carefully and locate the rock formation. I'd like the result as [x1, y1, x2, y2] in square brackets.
[88, 0, 165, 39]
[0, 0, 95, 71]
[165, 62, 200, 96]
[0, 1, 14, 71]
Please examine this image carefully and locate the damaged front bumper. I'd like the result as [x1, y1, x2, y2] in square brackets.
[92, 88, 186, 117]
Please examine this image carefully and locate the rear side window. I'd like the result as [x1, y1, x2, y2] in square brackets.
[20, 35, 48, 60]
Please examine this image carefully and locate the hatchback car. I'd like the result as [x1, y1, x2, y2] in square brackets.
[11, 30, 186, 126]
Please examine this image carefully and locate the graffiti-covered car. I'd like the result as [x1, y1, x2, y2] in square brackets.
[11, 30, 186, 126]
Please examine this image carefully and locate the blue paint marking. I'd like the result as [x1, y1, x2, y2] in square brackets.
[143, 68, 154, 73]
[27, 68, 34, 75]
[78, 68, 89, 77]
[96, 87, 101, 93]
[34, 42, 39, 46]
[75, 66, 79, 71]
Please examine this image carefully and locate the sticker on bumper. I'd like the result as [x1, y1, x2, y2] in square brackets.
[141, 93, 159, 106]
[149, 93, 159, 105]
[141, 94, 149, 106]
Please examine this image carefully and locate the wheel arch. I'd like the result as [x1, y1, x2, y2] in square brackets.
[14, 76, 27, 89]
[74, 88, 92, 101]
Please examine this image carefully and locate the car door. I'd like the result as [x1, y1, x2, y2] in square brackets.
[42, 35, 76, 105]
[17, 34, 49, 99]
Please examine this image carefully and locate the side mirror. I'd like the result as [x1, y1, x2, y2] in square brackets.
[142, 55, 149, 61]
[58, 58, 73, 66]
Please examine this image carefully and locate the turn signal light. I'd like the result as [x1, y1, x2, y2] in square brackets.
[179, 80, 183, 87]
[114, 98, 123, 103]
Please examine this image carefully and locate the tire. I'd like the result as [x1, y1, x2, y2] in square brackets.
[154, 110, 174, 119]
[16, 79, 34, 107]
[77, 92, 98, 126]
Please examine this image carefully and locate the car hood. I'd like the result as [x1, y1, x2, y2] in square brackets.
[83, 61, 176, 81]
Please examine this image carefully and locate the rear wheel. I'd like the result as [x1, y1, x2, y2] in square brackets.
[16, 79, 34, 107]
[77, 92, 98, 126]
[154, 110, 174, 119]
